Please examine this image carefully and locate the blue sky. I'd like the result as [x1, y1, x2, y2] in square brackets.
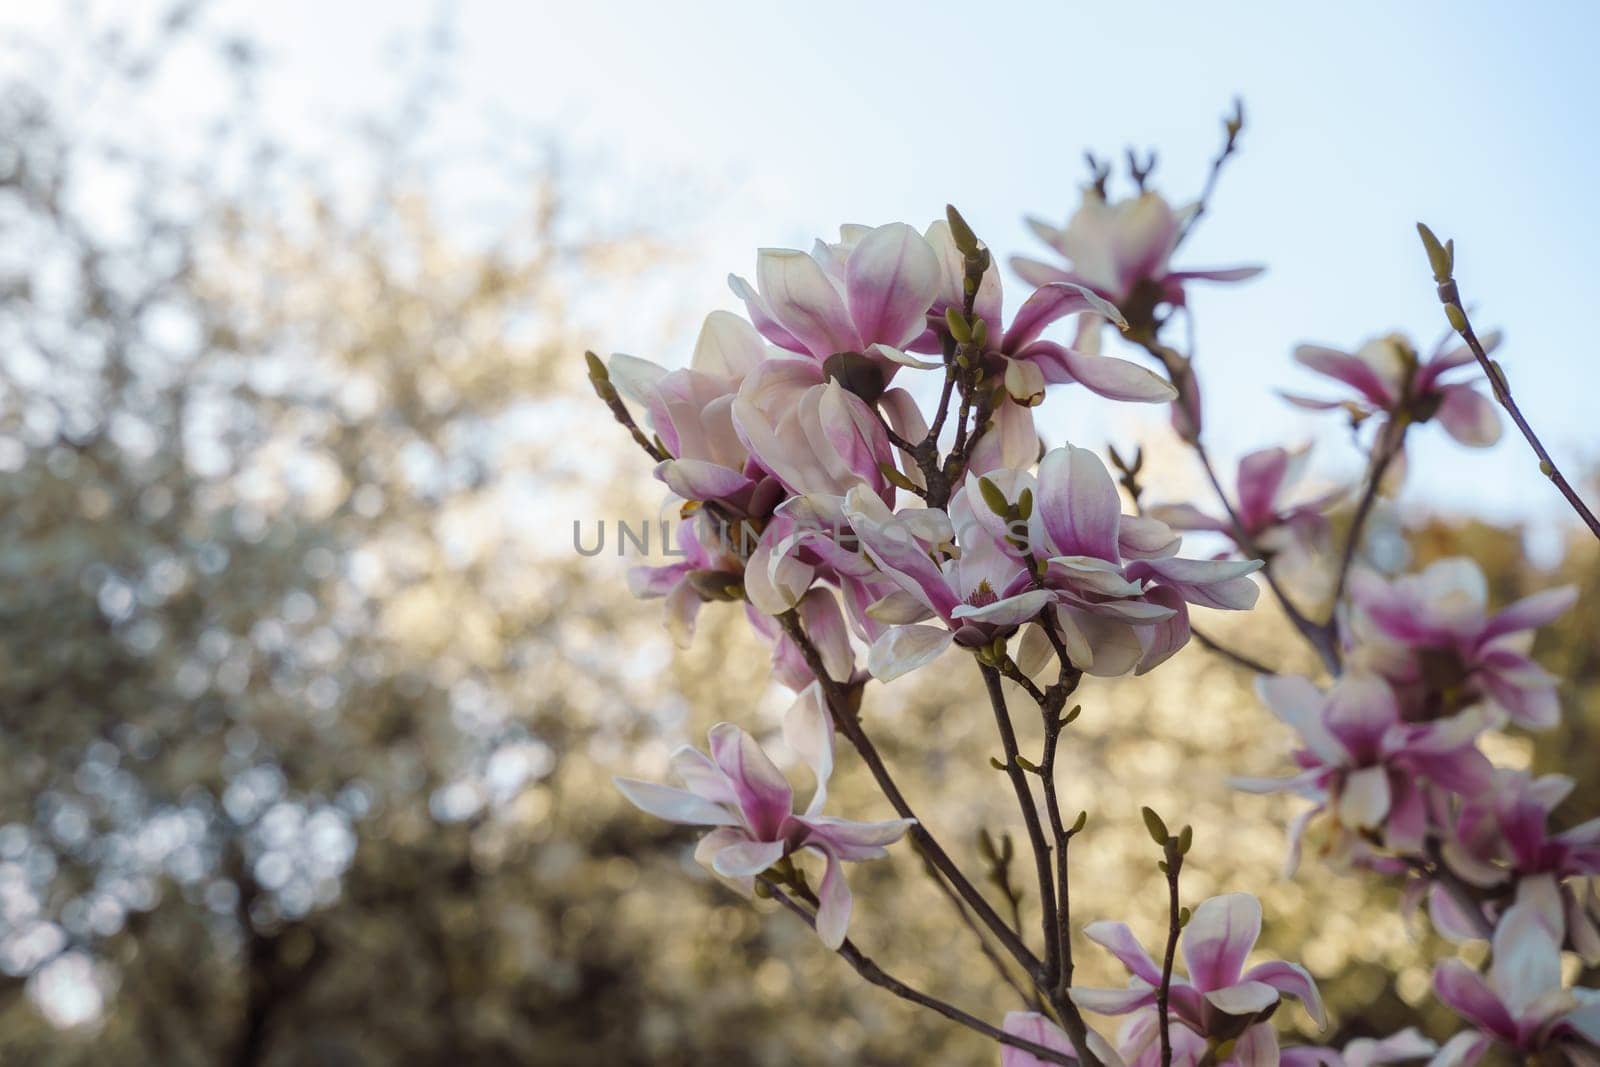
[18, 0, 1600, 539]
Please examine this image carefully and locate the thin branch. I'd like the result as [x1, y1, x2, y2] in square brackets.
[1418, 224, 1600, 541]
[1328, 415, 1407, 608]
[760, 879, 1078, 1066]
[1189, 625, 1275, 675]
[979, 664, 1060, 982]
[1173, 98, 1244, 250]
[776, 611, 1042, 978]
[1156, 839, 1184, 1067]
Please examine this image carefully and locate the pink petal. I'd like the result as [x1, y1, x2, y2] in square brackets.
[1181, 893, 1261, 991]
[1067, 983, 1158, 1015]
[1480, 586, 1577, 644]
[612, 776, 738, 827]
[951, 588, 1054, 626]
[1432, 959, 1515, 1038]
[799, 587, 855, 684]
[783, 683, 834, 816]
[1001, 1012, 1078, 1067]
[866, 624, 954, 681]
[1167, 265, 1265, 284]
[1083, 920, 1163, 984]
[756, 248, 861, 358]
[708, 724, 794, 839]
[1228, 1023, 1280, 1067]
[1293, 344, 1395, 407]
[1135, 584, 1191, 675]
[1032, 444, 1122, 560]
[1323, 674, 1400, 762]
[968, 400, 1042, 475]
[654, 458, 753, 501]
[692, 309, 770, 379]
[1008, 256, 1080, 288]
[1427, 1032, 1491, 1067]
[845, 223, 941, 349]
[1018, 339, 1177, 402]
[812, 847, 853, 949]
[1235, 447, 1290, 530]
[670, 745, 740, 807]
[1125, 556, 1262, 611]
[1004, 282, 1124, 352]
[1243, 960, 1326, 1027]
[800, 815, 915, 861]
[1435, 385, 1501, 447]
[711, 837, 788, 877]
[728, 273, 806, 352]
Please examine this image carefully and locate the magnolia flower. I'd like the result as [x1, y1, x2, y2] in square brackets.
[1235, 673, 1492, 870]
[978, 445, 1262, 677]
[911, 220, 1176, 408]
[1150, 445, 1341, 558]
[842, 483, 1054, 681]
[1284, 330, 1503, 448]
[743, 587, 858, 693]
[1070, 893, 1325, 1056]
[627, 517, 745, 646]
[1431, 899, 1600, 1064]
[1280, 1028, 1437, 1067]
[1345, 558, 1576, 729]
[729, 223, 941, 374]
[608, 310, 787, 510]
[732, 358, 902, 523]
[613, 685, 913, 948]
[1428, 771, 1600, 956]
[1010, 190, 1262, 333]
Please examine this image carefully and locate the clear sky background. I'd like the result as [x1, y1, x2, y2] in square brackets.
[13, 0, 1600, 544]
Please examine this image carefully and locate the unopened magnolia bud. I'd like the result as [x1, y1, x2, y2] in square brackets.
[1141, 806, 1169, 846]
[946, 204, 979, 256]
[945, 307, 972, 342]
[1416, 222, 1453, 282]
[1444, 303, 1468, 333]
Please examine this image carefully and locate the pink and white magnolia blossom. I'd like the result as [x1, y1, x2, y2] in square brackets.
[613, 685, 913, 949]
[1010, 190, 1263, 342]
[1235, 673, 1492, 871]
[1426, 770, 1600, 956]
[608, 310, 786, 510]
[1280, 1028, 1437, 1067]
[732, 359, 904, 523]
[842, 483, 1054, 681]
[626, 517, 745, 646]
[1150, 445, 1342, 560]
[999, 1011, 1121, 1067]
[913, 219, 1177, 410]
[1069, 893, 1325, 1064]
[1431, 898, 1600, 1065]
[1345, 557, 1576, 730]
[1284, 330, 1503, 448]
[981, 445, 1263, 677]
[729, 222, 941, 374]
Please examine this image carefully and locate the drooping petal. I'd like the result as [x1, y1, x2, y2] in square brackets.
[969, 400, 1042, 475]
[1480, 586, 1578, 644]
[845, 223, 941, 349]
[1000, 1012, 1079, 1067]
[1181, 892, 1261, 991]
[1125, 556, 1262, 611]
[712, 838, 787, 877]
[1018, 339, 1177, 403]
[1067, 983, 1158, 1015]
[867, 625, 954, 681]
[799, 587, 856, 684]
[1243, 960, 1326, 1028]
[1435, 385, 1501, 447]
[1083, 921, 1164, 985]
[1004, 282, 1124, 352]
[654, 458, 753, 501]
[812, 847, 853, 949]
[612, 776, 738, 826]
[800, 815, 915, 861]
[1293, 344, 1396, 407]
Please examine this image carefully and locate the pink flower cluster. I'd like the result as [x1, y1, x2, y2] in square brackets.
[597, 145, 1594, 1066]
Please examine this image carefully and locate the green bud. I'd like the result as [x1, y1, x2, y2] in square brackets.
[1179, 905, 1192, 927]
[1416, 222, 1453, 282]
[970, 317, 989, 350]
[1141, 806, 1169, 846]
[584, 350, 609, 381]
[878, 462, 920, 493]
[989, 756, 1008, 772]
[1016, 488, 1034, 521]
[1540, 460, 1555, 478]
[945, 306, 972, 342]
[1062, 704, 1082, 725]
[1014, 755, 1039, 774]
[946, 204, 980, 256]
[1157, 859, 1168, 874]
[1444, 303, 1468, 333]
[1178, 825, 1193, 855]
[1071, 810, 1088, 833]
[978, 476, 1010, 517]
[977, 828, 998, 863]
